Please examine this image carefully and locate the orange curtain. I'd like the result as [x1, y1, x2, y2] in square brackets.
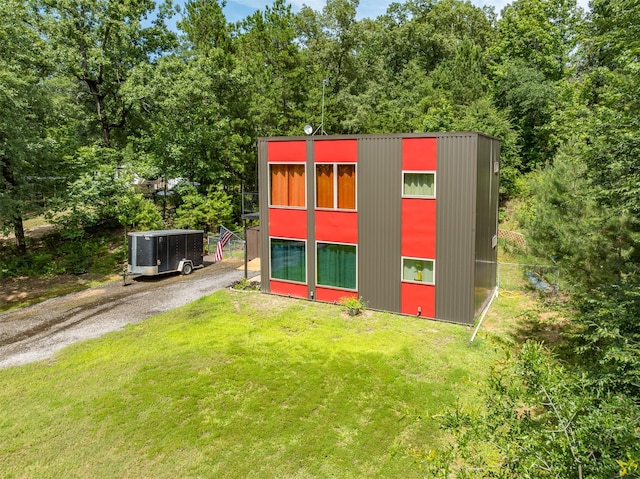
[271, 165, 288, 206]
[337, 164, 355, 209]
[316, 165, 334, 208]
[288, 165, 305, 207]
[271, 164, 305, 207]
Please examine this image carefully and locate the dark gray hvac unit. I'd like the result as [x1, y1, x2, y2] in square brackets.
[128, 229, 204, 276]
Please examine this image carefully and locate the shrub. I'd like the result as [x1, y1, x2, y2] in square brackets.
[338, 296, 367, 316]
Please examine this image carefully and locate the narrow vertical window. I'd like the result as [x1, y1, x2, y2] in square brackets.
[316, 164, 334, 209]
[337, 164, 356, 209]
[270, 164, 306, 207]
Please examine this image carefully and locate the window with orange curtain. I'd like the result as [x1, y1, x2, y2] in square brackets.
[316, 164, 334, 208]
[315, 163, 356, 210]
[337, 164, 355, 209]
[270, 164, 305, 207]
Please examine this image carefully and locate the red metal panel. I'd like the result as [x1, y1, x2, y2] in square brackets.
[270, 280, 308, 298]
[269, 208, 307, 239]
[401, 199, 436, 258]
[315, 211, 358, 243]
[314, 140, 358, 163]
[402, 138, 437, 170]
[401, 283, 435, 318]
[315, 287, 357, 304]
[268, 141, 307, 162]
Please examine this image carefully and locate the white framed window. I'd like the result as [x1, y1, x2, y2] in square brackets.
[401, 257, 435, 284]
[316, 241, 357, 290]
[269, 163, 306, 208]
[270, 237, 307, 284]
[315, 163, 357, 210]
[402, 171, 436, 198]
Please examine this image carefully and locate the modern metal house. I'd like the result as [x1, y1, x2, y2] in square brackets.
[257, 132, 500, 325]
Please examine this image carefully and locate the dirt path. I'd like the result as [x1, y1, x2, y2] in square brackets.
[0, 258, 249, 369]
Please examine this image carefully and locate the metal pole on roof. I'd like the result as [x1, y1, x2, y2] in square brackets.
[313, 78, 330, 135]
[321, 78, 328, 135]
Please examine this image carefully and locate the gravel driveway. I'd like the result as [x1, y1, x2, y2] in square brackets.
[0, 258, 249, 369]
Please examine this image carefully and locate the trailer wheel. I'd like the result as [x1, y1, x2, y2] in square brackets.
[182, 262, 193, 275]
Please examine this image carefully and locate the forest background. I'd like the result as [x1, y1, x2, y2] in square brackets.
[1, 0, 639, 476]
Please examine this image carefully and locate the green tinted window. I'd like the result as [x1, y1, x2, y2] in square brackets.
[317, 243, 356, 290]
[271, 239, 306, 283]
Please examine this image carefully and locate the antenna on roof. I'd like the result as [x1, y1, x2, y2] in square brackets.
[311, 78, 329, 136]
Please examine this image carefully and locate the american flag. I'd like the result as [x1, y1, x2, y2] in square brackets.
[214, 226, 234, 262]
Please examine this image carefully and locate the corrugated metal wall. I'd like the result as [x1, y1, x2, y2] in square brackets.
[473, 135, 499, 317]
[306, 140, 316, 299]
[435, 134, 477, 324]
[357, 136, 402, 312]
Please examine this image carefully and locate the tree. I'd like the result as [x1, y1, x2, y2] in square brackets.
[236, 0, 308, 136]
[47, 147, 134, 238]
[492, 60, 557, 170]
[32, 0, 177, 148]
[491, 0, 581, 82]
[428, 342, 640, 478]
[173, 186, 233, 233]
[179, 0, 234, 57]
[125, 54, 251, 192]
[0, 0, 60, 254]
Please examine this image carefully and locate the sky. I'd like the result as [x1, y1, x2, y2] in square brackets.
[215, 0, 591, 23]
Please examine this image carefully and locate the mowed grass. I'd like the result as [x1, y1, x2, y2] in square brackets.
[0, 291, 499, 478]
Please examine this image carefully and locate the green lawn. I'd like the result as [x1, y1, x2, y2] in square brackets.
[0, 291, 499, 478]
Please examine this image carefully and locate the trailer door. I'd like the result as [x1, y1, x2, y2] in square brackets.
[157, 235, 170, 273]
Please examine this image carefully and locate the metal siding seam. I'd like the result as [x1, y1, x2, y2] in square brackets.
[469, 134, 479, 324]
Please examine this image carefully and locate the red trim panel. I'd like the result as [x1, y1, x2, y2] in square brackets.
[269, 208, 307, 239]
[314, 140, 358, 163]
[401, 283, 435, 318]
[270, 280, 308, 299]
[401, 199, 436, 258]
[315, 287, 357, 304]
[402, 138, 437, 171]
[268, 141, 306, 162]
[315, 211, 358, 243]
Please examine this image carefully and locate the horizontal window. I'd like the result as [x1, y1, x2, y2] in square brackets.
[271, 164, 305, 207]
[271, 238, 306, 283]
[402, 257, 435, 284]
[316, 164, 356, 210]
[317, 242, 357, 290]
[403, 172, 435, 198]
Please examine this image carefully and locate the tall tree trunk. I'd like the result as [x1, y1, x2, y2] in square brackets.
[13, 215, 26, 256]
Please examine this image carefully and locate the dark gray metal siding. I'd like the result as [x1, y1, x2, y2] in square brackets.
[357, 136, 402, 312]
[435, 134, 477, 324]
[306, 140, 316, 300]
[258, 139, 271, 289]
[473, 135, 499, 317]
